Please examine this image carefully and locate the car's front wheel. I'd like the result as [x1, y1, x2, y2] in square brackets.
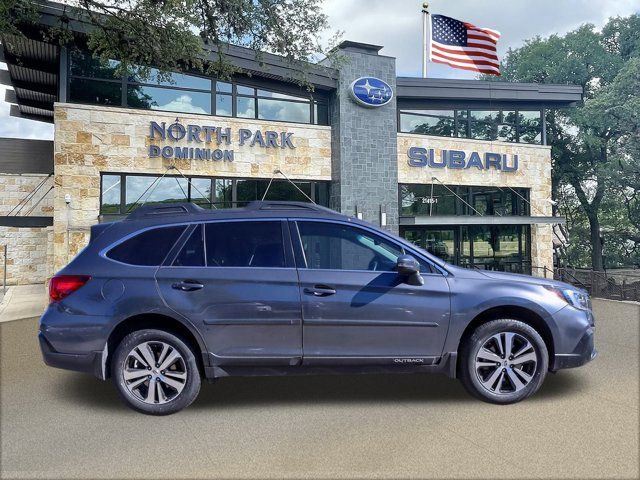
[112, 329, 201, 415]
[459, 319, 548, 404]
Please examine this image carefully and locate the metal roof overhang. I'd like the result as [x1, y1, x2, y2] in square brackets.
[396, 77, 583, 109]
[0, 33, 59, 123]
[400, 215, 566, 226]
[206, 43, 337, 91]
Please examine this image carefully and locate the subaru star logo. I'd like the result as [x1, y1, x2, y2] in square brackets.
[349, 77, 393, 107]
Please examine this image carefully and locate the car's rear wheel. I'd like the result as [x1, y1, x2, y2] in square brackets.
[112, 329, 201, 415]
[459, 319, 548, 404]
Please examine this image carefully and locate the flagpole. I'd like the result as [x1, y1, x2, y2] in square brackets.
[422, 2, 430, 78]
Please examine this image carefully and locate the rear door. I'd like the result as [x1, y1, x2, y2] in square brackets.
[156, 219, 302, 367]
[291, 220, 451, 365]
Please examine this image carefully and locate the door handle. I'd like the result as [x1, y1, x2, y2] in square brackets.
[304, 285, 337, 297]
[172, 280, 204, 292]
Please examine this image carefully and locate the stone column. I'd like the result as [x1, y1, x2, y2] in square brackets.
[323, 42, 399, 233]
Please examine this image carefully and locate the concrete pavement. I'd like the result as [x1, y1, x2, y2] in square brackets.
[1, 299, 638, 479]
[0, 284, 47, 323]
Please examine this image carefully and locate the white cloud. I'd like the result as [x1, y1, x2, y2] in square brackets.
[153, 94, 209, 114]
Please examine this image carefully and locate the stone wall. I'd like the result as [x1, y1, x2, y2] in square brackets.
[0, 226, 53, 286]
[397, 134, 554, 272]
[0, 174, 54, 216]
[0, 174, 54, 285]
[53, 103, 332, 271]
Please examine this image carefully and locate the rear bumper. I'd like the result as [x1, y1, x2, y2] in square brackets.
[38, 333, 105, 379]
[551, 327, 597, 370]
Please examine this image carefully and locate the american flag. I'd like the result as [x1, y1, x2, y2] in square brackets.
[429, 14, 501, 76]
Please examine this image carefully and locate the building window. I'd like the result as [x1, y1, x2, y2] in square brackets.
[100, 173, 330, 215]
[129, 67, 212, 90]
[189, 178, 213, 208]
[215, 81, 233, 117]
[399, 108, 543, 144]
[127, 85, 212, 115]
[69, 78, 122, 106]
[68, 49, 329, 125]
[70, 49, 120, 79]
[124, 175, 189, 212]
[234, 178, 315, 208]
[400, 110, 456, 137]
[399, 184, 530, 217]
[214, 179, 233, 208]
[100, 175, 121, 214]
[400, 225, 531, 274]
[517, 111, 542, 144]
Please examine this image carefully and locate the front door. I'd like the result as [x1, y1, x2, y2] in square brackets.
[156, 220, 302, 367]
[291, 220, 451, 365]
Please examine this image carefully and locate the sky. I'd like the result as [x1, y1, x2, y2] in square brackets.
[1, 0, 639, 141]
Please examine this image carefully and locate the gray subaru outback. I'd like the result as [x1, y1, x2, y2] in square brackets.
[39, 201, 596, 415]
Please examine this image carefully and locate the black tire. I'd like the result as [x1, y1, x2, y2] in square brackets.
[111, 329, 201, 415]
[459, 319, 548, 404]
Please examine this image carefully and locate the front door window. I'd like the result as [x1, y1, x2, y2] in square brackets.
[297, 221, 404, 272]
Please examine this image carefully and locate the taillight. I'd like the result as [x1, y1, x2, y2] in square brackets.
[49, 275, 91, 303]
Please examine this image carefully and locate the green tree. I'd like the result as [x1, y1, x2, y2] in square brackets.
[0, 0, 333, 86]
[486, 15, 640, 270]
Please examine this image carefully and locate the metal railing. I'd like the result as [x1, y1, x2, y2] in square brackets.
[532, 266, 640, 301]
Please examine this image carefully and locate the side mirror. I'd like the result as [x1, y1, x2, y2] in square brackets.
[397, 255, 419, 275]
[396, 255, 424, 286]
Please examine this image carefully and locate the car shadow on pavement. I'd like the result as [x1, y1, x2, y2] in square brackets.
[59, 369, 585, 412]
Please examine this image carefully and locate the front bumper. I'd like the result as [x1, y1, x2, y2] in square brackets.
[39, 333, 105, 379]
[551, 326, 597, 370]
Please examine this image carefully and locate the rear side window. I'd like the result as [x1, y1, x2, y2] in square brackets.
[173, 225, 205, 267]
[107, 225, 185, 266]
[205, 221, 285, 267]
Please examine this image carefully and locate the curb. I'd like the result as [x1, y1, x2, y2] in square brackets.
[592, 297, 640, 306]
[0, 285, 47, 323]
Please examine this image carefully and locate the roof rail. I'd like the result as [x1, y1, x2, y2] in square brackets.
[126, 202, 205, 220]
[246, 201, 339, 214]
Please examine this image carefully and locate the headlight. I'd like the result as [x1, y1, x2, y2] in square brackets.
[544, 286, 591, 310]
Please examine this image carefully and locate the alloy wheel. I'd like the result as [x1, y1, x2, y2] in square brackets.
[122, 341, 187, 404]
[474, 331, 538, 395]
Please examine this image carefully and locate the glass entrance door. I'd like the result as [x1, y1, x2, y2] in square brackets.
[400, 225, 531, 274]
[401, 227, 457, 265]
[467, 225, 530, 273]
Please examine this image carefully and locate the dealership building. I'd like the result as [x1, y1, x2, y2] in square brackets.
[0, 1, 582, 285]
